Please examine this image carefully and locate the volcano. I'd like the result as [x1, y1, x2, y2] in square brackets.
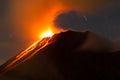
[0, 31, 120, 80]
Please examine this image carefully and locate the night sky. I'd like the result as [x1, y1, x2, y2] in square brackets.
[0, 0, 120, 65]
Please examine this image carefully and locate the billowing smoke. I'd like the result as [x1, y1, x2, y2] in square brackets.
[6, 0, 119, 40]
[53, 11, 87, 30]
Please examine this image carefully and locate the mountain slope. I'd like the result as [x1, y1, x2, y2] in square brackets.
[0, 31, 120, 80]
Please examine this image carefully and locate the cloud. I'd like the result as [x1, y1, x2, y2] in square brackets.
[53, 11, 86, 30]
[6, 0, 119, 34]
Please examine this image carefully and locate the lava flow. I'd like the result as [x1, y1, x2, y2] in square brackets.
[0, 28, 54, 75]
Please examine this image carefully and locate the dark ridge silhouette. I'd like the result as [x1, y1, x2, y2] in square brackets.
[0, 31, 120, 80]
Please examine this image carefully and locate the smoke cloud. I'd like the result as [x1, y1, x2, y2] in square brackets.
[7, 0, 119, 40]
[53, 11, 87, 30]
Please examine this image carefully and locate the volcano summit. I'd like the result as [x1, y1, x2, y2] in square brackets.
[0, 31, 120, 80]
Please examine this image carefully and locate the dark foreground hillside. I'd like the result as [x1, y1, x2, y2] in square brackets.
[0, 31, 120, 80]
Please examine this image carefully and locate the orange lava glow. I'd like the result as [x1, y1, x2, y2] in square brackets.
[40, 27, 54, 39]
[31, 4, 66, 41]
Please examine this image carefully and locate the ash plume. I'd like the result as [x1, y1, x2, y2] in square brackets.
[53, 11, 87, 30]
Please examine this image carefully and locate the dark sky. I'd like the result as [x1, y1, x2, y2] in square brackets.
[0, 0, 120, 65]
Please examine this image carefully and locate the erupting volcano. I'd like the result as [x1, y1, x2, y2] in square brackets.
[0, 30, 120, 80]
[40, 27, 54, 39]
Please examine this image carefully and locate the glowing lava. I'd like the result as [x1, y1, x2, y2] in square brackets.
[40, 28, 54, 39]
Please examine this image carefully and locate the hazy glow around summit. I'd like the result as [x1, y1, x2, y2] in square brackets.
[40, 27, 54, 39]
